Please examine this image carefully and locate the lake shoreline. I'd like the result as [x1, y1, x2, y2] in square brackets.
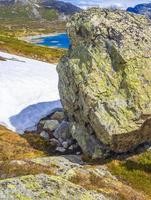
[20, 32, 65, 43]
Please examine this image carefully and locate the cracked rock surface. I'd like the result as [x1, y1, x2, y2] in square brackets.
[57, 8, 151, 158]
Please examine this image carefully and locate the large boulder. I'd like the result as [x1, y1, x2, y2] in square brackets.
[57, 8, 151, 159]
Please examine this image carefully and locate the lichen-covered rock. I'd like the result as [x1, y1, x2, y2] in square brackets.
[57, 8, 151, 158]
[0, 174, 107, 200]
[0, 156, 148, 200]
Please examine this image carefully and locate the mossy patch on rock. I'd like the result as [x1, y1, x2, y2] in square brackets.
[107, 149, 151, 197]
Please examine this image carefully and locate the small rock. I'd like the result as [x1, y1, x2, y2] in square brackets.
[44, 120, 59, 131]
[53, 121, 70, 140]
[51, 111, 64, 121]
[62, 141, 69, 149]
[40, 131, 49, 140]
[56, 147, 66, 153]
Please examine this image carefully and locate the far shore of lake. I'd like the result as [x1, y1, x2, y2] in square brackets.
[20, 32, 71, 49]
[20, 32, 61, 43]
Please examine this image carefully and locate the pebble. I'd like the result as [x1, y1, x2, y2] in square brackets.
[53, 120, 70, 140]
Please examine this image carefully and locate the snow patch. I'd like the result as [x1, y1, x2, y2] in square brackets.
[0, 51, 62, 134]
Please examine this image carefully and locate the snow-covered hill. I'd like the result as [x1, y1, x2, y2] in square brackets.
[0, 51, 62, 133]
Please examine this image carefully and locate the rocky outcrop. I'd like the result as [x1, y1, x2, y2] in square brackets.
[0, 156, 149, 200]
[57, 8, 151, 159]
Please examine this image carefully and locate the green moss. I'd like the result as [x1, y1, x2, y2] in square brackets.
[7, 184, 16, 189]
[16, 193, 31, 200]
[39, 191, 48, 198]
[25, 182, 39, 190]
[108, 150, 151, 197]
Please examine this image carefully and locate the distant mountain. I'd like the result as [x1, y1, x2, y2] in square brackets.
[0, 0, 81, 21]
[0, 0, 13, 5]
[127, 3, 151, 19]
[41, 0, 81, 15]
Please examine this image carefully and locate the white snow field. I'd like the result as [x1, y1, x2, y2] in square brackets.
[0, 51, 62, 133]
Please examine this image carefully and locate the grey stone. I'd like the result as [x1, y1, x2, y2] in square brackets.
[43, 120, 59, 131]
[53, 120, 70, 140]
[40, 131, 49, 140]
[51, 111, 64, 121]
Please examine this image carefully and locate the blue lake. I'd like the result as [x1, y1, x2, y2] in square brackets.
[34, 33, 71, 49]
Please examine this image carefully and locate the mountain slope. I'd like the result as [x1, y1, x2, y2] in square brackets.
[127, 3, 151, 19]
[41, 0, 82, 15]
[0, 0, 81, 21]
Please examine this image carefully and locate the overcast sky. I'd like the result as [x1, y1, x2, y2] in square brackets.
[62, 0, 151, 9]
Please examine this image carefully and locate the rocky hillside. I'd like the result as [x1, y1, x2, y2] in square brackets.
[127, 3, 151, 19]
[57, 8, 151, 159]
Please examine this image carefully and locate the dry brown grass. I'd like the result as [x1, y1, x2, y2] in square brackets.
[0, 126, 58, 179]
[0, 160, 55, 180]
[0, 125, 48, 161]
[68, 166, 149, 200]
